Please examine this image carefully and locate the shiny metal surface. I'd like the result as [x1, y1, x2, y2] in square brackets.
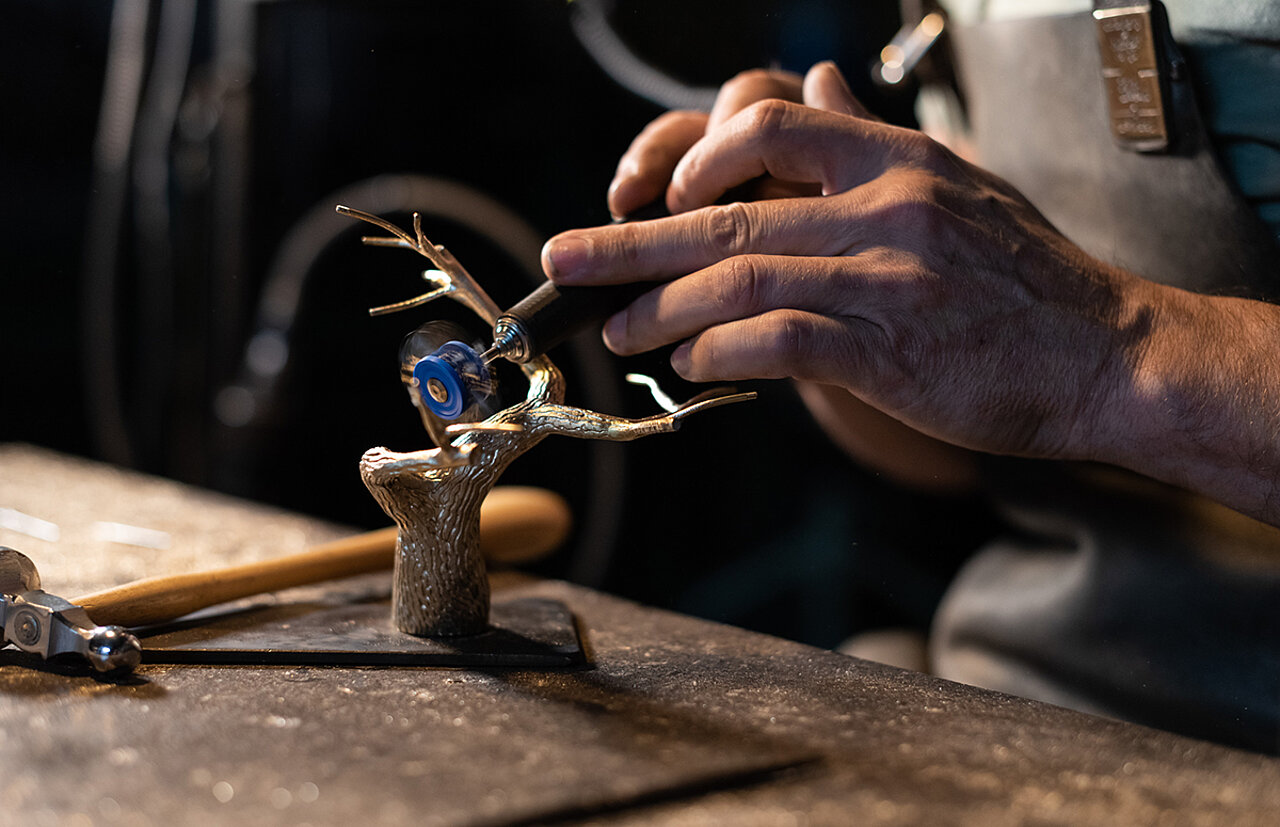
[487, 316, 530, 363]
[340, 207, 754, 637]
[1093, 2, 1170, 151]
[1, 587, 141, 673]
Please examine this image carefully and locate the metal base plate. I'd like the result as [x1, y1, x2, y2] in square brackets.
[136, 576, 584, 668]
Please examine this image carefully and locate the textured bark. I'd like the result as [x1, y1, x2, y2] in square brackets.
[360, 385, 555, 637]
[362, 457, 490, 635]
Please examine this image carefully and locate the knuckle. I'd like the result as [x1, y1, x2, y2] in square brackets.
[729, 68, 778, 85]
[894, 127, 945, 167]
[876, 174, 948, 237]
[896, 198, 941, 237]
[716, 255, 768, 312]
[766, 311, 813, 369]
[740, 98, 792, 139]
[723, 68, 788, 97]
[653, 109, 700, 129]
[640, 110, 703, 144]
[701, 202, 755, 257]
[630, 111, 704, 164]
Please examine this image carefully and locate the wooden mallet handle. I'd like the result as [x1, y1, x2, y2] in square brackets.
[74, 486, 570, 628]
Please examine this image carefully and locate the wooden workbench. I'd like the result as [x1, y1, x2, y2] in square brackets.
[2, 445, 1277, 824]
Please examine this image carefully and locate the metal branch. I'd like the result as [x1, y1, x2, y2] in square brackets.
[522, 387, 756, 441]
[336, 204, 416, 247]
[338, 205, 502, 324]
[368, 285, 453, 317]
[361, 236, 415, 249]
[671, 389, 758, 421]
[413, 212, 428, 250]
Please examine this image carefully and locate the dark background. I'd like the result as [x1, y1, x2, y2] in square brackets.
[1, 0, 988, 647]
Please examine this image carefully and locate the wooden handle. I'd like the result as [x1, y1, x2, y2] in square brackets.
[75, 486, 571, 628]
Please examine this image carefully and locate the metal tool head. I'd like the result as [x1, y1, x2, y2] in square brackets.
[0, 548, 142, 675]
[82, 625, 143, 673]
[0, 547, 41, 594]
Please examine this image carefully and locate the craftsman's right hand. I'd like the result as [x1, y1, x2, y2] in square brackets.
[607, 63, 981, 491]
[546, 60, 1136, 461]
[545, 61, 1280, 526]
[561, 59, 1141, 459]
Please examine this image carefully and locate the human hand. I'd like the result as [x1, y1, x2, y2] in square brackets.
[603, 64, 983, 490]
[543, 62, 1151, 462]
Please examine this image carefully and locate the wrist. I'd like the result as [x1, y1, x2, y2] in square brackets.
[1075, 274, 1164, 466]
[1044, 263, 1159, 467]
[1091, 284, 1280, 522]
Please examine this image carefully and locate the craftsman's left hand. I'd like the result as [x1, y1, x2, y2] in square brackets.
[541, 63, 1153, 462]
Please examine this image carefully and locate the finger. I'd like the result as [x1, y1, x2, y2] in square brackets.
[669, 308, 868, 387]
[707, 68, 804, 129]
[601, 254, 867, 356]
[668, 100, 901, 212]
[542, 196, 861, 285]
[802, 60, 874, 119]
[608, 110, 709, 219]
[705, 70, 812, 206]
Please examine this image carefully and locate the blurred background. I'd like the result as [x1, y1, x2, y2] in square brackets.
[1, 0, 990, 649]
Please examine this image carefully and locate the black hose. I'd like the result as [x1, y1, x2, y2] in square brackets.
[568, 0, 718, 112]
[133, 0, 199, 469]
[82, 0, 150, 465]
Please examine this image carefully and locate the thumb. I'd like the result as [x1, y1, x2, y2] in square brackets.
[802, 61, 874, 119]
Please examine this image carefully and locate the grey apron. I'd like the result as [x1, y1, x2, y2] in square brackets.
[930, 8, 1280, 753]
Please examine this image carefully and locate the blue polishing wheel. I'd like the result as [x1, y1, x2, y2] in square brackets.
[412, 340, 492, 420]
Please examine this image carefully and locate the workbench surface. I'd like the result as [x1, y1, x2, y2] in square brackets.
[2, 445, 1278, 825]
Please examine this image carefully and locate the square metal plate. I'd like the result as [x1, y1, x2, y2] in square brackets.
[137, 576, 584, 668]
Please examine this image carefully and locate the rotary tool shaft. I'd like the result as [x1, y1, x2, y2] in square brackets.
[484, 280, 652, 364]
[483, 201, 669, 365]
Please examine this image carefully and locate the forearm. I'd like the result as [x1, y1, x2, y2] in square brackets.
[1094, 284, 1280, 526]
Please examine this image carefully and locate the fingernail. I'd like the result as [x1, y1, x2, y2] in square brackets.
[602, 312, 626, 353]
[607, 177, 625, 219]
[671, 341, 692, 376]
[607, 175, 639, 221]
[543, 236, 592, 281]
[823, 60, 852, 91]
